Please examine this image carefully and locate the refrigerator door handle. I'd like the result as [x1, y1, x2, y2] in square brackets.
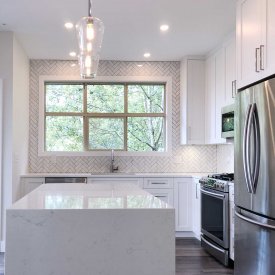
[235, 210, 275, 230]
[251, 104, 260, 194]
[243, 104, 252, 193]
[246, 103, 256, 191]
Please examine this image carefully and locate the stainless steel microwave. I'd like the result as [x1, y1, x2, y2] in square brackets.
[221, 104, 235, 138]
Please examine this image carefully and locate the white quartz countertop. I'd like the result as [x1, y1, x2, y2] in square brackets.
[20, 172, 209, 178]
[10, 183, 173, 210]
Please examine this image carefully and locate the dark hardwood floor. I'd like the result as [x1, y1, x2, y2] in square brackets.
[176, 238, 234, 275]
[0, 239, 233, 275]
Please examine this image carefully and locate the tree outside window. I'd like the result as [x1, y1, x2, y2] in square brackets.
[45, 82, 166, 152]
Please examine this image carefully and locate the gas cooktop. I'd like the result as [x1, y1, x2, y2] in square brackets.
[208, 173, 234, 181]
[199, 173, 234, 192]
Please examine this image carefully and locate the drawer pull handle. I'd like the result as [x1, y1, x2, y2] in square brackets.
[155, 196, 166, 198]
[151, 182, 166, 184]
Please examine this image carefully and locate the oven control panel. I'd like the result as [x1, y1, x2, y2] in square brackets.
[199, 178, 228, 192]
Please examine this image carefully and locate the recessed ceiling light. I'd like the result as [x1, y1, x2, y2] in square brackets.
[65, 22, 74, 29]
[137, 64, 143, 67]
[70, 63, 77, 67]
[69, 51, 77, 57]
[144, 53, 151, 58]
[160, 24, 169, 32]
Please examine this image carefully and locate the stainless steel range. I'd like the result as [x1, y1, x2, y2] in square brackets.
[199, 173, 234, 266]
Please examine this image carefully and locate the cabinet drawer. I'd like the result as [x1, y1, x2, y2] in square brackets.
[144, 188, 174, 206]
[143, 178, 173, 189]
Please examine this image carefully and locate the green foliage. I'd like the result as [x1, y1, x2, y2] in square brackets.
[46, 84, 83, 112]
[89, 118, 124, 150]
[45, 116, 83, 151]
[128, 85, 164, 113]
[87, 84, 124, 113]
[45, 83, 165, 152]
[128, 117, 164, 151]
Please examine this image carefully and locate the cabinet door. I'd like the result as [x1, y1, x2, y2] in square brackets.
[205, 55, 216, 144]
[236, 0, 265, 88]
[192, 178, 201, 240]
[144, 188, 174, 206]
[225, 37, 236, 105]
[265, 0, 275, 77]
[21, 177, 45, 197]
[174, 178, 192, 231]
[143, 177, 173, 189]
[187, 60, 205, 144]
[215, 48, 226, 144]
[205, 51, 226, 144]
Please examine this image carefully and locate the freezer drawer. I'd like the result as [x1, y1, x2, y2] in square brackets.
[235, 207, 275, 275]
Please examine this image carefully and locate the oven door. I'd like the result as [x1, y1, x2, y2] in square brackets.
[201, 187, 229, 248]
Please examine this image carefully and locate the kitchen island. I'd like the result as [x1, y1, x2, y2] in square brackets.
[6, 183, 175, 275]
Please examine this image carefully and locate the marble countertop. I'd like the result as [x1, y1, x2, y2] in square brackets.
[20, 172, 210, 178]
[10, 183, 173, 210]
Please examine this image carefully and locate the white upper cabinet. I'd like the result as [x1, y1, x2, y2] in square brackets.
[264, 0, 275, 78]
[180, 58, 205, 145]
[205, 55, 216, 144]
[236, 0, 275, 89]
[205, 48, 226, 144]
[215, 48, 226, 144]
[225, 37, 237, 105]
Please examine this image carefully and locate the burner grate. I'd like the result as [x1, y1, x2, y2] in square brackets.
[208, 173, 234, 181]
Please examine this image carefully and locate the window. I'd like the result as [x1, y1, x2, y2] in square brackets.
[43, 81, 167, 153]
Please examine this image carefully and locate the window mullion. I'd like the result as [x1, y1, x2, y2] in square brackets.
[124, 84, 128, 151]
[83, 83, 89, 151]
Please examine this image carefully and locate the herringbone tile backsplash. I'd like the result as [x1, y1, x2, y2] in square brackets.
[29, 60, 233, 173]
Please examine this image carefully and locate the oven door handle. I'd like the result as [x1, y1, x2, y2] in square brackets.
[201, 235, 226, 253]
[200, 189, 225, 198]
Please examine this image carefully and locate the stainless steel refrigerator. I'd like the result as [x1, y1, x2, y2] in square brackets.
[235, 77, 275, 275]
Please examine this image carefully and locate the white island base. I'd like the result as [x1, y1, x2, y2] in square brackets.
[6, 183, 175, 275]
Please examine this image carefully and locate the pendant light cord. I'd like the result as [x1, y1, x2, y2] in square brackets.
[88, 0, 92, 17]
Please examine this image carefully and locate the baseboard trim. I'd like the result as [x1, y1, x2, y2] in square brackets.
[175, 231, 195, 238]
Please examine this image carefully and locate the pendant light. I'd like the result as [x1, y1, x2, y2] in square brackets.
[76, 0, 104, 78]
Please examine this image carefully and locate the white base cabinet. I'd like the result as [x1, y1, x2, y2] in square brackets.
[174, 178, 192, 232]
[143, 177, 174, 206]
[192, 178, 201, 240]
[144, 188, 174, 206]
[21, 177, 45, 197]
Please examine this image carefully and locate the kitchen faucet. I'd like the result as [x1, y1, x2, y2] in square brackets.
[110, 149, 119, 173]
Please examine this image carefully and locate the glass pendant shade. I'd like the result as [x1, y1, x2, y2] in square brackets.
[76, 16, 104, 78]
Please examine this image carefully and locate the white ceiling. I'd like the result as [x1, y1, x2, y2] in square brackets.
[0, 0, 236, 61]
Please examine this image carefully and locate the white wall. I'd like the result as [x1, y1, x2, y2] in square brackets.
[12, 36, 29, 201]
[0, 31, 29, 249]
[0, 32, 14, 245]
[29, 60, 218, 174]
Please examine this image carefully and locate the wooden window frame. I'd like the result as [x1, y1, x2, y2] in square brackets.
[44, 82, 166, 152]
